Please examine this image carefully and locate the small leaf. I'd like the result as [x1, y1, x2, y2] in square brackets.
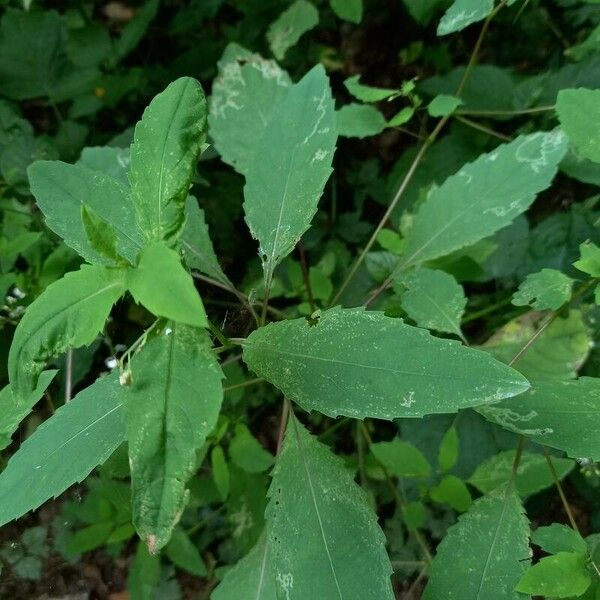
[428, 94, 463, 117]
[8, 264, 125, 397]
[266, 416, 394, 598]
[81, 204, 122, 264]
[557, 88, 600, 163]
[388, 106, 415, 127]
[344, 75, 397, 102]
[336, 103, 387, 138]
[130, 77, 208, 245]
[126, 324, 223, 551]
[438, 426, 459, 472]
[429, 474, 472, 512]
[0, 373, 126, 527]
[531, 524, 587, 555]
[68, 522, 113, 554]
[165, 526, 207, 577]
[330, 0, 363, 23]
[126, 241, 208, 328]
[512, 268, 574, 310]
[229, 424, 274, 474]
[370, 438, 431, 478]
[267, 0, 319, 61]
[242, 307, 529, 420]
[423, 488, 530, 600]
[574, 241, 600, 277]
[516, 552, 592, 599]
[212, 445, 230, 501]
[437, 0, 494, 36]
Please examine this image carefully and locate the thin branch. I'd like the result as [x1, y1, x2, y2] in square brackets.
[455, 115, 512, 141]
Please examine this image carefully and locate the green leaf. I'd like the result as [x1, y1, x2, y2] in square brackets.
[370, 438, 431, 478]
[125, 324, 223, 551]
[243, 65, 336, 286]
[469, 451, 575, 498]
[428, 94, 463, 117]
[81, 204, 122, 265]
[330, 0, 363, 23]
[130, 77, 208, 245]
[113, 0, 159, 62]
[8, 264, 125, 398]
[531, 524, 588, 555]
[574, 242, 600, 277]
[68, 522, 113, 554]
[516, 552, 592, 599]
[479, 378, 600, 460]
[128, 540, 161, 600]
[399, 131, 568, 269]
[229, 424, 275, 474]
[430, 474, 472, 512]
[126, 241, 208, 328]
[395, 267, 467, 339]
[28, 160, 144, 265]
[182, 196, 232, 287]
[242, 307, 529, 419]
[211, 445, 230, 501]
[402, 0, 448, 25]
[212, 533, 276, 600]
[423, 488, 530, 600]
[439, 426, 459, 472]
[336, 103, 387, 138]
[267, 0, 319, 61]
[557, 89, 600, 163]
[344, 75, 397, 102]
[266, 416, 394, 599]
[79, 146, 131, 187]
[388, 106, 415, 127]
[0, 370, 57, 451]
[437, 0, 494, 36]
[0, 373, 126, 527]
[209, 44, 291, 175]
[512, 268, 574, 311]
[165, 526, 207, 577]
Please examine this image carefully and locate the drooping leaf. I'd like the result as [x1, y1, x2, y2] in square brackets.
[0, 373, 126, 527]
[512, 268, 574, 311]
[437, 0, 494, 36]
[370, 438, 431, 478]
[516, 552, 592, 599]
[266, 416, 394, 599]
[469, 451, 575, 498]
[478, 377, 600, 460]
[395, 267, 467, 339]
[129, 77, 208, 245]
[243, 65, 336, 286]
[125, 324, 223, 551]
[423, 488, 531, 600]
[344, 75, 397, 102]
[8, 264, 126, 398]
[243, 307, 529, 420]
[399, 131, 568, 269]
[209, 44, 291, 175]
[212, 533, 276, 600]
[267, 0, 319, 61]
[336, 103, 387, 138]
[126, 241, 208, 328]
[28, 160, 144, 264]
[531, 523, 587, 555]
[330, 0, 363, 23]
[557, 88, 600, 163]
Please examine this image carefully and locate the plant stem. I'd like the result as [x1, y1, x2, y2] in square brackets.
[543, 449, 580, 533]
[276, 398, 292, 454]
[455, 115, 512, 141]
[455, 105, 554, 117]
[298, 243, 316, 313]
[223, 378, 264, 393]
[65, 349, 73, 403]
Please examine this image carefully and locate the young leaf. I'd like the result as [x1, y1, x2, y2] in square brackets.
[478, 378, 600, 460]
[81, 204, 122, 265]
[395, 267, 467, 339]
[557, 88, 600, 163]
[0, 373, 126, 527]
[8, 264, 126, 398]
[243, 65, 336, 286]
[437, 0, 494, 36]
[211, 445, 230, 501]
[242, 307, 529, 420]
[128, 540, 161, 600]
[344, 75, 397, 102]
[209, 44, 291, 175]
[212, 533, 276, 600]
[336, 103, 387, 138]
[531, 524, 587, 555]
[429, 474, 472, 512]
[399, 131, 568, 269]
[266, 416, 394, 599]
[423, 488, 530, 600]
[516, 552, 592, 599]
[574, 241, 600, 277]
[330, 0, 363, 23]
[129, 77, 208, 245]
[126, 241, 208, 328]
[512, 268, 573, 311]
[125, 324, 223, 551]
[164, 526, 207, 577]
[428, 94, 463, 117]
[438, 426, 459, 472]
[267, 0, 319, 61]
[229, 424, 275, 474]
[370, 438, 431, 478]
[28, 160, 143, 264]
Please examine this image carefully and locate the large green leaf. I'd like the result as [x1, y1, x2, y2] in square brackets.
[209, 44, 291, 175]
[0, 373, 126, 527]
[423, 488, 530, 600]
[28, 160, 144, 264]
[478, 377, 600, 460]
[129, 77, 208, 245]
[265, 416, 394, 599]
[79, 146, 131, 186]
[125, 324, 223, 551]
[212, 533, 276, 600]
[126, 241, 208, 328]
[437, 0, 493, 36]
[8, 264, 126, 398]
[243, 307, 529, 419]
[243, 65, 336, 287]
[399, 131, 568, 270]
[557, 88, 600, 164]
